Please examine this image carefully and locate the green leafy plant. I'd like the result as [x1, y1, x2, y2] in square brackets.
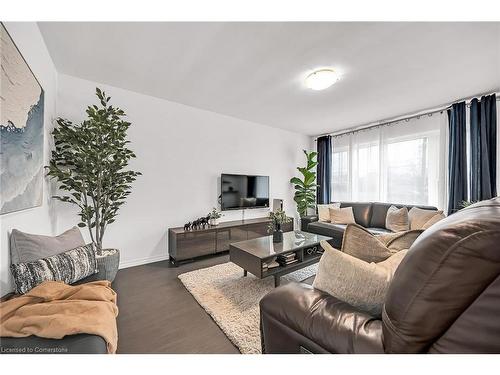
[46, 88, 141, 255]
[267, 209, 292, 233]
[290, 150, 318, 217]
[460, 200, 477, 209]
[209, 207, 222, 220]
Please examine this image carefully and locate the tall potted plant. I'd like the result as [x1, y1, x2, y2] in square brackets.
[46, 88, 141, 282]
[290, 150, 318, 217]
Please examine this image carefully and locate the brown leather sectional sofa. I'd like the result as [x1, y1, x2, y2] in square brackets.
[260, 198, 500, 353]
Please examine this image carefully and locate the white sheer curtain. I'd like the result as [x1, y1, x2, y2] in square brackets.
[331, 112, 448, 209]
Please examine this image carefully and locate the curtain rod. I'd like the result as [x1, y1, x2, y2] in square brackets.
[313, 91, 500, 141]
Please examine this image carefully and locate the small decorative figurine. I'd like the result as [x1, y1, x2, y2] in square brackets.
[184, 222, 192, 231]
[199, 217, 208, 228]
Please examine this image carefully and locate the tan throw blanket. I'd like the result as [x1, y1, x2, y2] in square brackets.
[0, 280, 118, 353]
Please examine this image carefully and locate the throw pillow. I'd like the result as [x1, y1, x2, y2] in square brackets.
[313, 240, 408, 317]
[342, 224, 422, 263]
[421, 212, 446, 229]
[329, 206, 356, 225]
[408, 207, 444, 230]
[10, 244, 98, 294]
[376, 230, 424, 252]
[385, 205, 409, 232]
[317, 203, 341, 222]
[10, 227, 86, 264]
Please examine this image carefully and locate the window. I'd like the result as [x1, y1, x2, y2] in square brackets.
[331, 146, 349, 201]
[331, 113, 446, 208]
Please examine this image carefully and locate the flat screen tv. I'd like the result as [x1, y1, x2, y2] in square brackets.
[221, 174, 269, 211]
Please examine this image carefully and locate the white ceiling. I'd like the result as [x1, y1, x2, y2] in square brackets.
[38, 22, 500, 136]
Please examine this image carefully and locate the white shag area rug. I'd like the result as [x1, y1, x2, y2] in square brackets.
[178, 262, 318, 354]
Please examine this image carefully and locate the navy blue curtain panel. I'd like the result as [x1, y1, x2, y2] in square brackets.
[316, 135, 332, 204]
[447, 102, 467, 215]
[470, 94, 497, 202]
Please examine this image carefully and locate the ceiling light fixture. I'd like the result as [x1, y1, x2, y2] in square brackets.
[305, 68, 339, 91]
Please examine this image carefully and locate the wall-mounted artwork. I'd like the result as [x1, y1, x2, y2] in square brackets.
[0, 23, 44, 215]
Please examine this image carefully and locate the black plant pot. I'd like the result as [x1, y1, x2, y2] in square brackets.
[273, 224, 283, 243]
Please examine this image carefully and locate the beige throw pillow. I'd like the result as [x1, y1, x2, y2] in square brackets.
[421, 212, 446, 229]
[342, 224, 422, 263]
[376, 230, 424, 251]
[329, 206, 356, 224]
[408, 207, 444, 230]
[313, 240, 408, 317]
[317, 203, 341, 222]
[385, 205, 409, 232]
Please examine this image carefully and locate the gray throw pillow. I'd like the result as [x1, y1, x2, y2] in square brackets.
[385, 205, 409, 232]
[313, 240, 407, 317]
[10, 227, 85, 264]
[10, 244, 98, 294]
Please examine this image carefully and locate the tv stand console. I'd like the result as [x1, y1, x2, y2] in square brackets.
[168, 217, 293, 265]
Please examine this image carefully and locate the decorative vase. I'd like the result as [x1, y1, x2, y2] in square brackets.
[94, 248, 120, 282]
[273, 224, 283, 243]
[209, 218, 219, 226]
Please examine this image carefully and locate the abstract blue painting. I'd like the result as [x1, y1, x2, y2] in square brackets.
[1, 24, 44, 214]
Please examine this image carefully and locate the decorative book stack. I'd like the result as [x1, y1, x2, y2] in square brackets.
[262, 258, 280, 272]
[276, 252, 298, 267]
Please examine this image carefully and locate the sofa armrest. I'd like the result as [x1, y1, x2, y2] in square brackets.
[301, 215, 319, 231]
[260, 283, 383, 354]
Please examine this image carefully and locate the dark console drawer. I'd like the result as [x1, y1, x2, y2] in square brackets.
[175, 231, 216, 260]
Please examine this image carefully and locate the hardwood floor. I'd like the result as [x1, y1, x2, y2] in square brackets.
[113, 253, 240, 354]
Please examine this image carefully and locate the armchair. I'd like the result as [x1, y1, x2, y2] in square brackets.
[261, 198, 500, 353]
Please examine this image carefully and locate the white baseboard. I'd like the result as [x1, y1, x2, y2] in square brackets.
[119, 254, 169, 269]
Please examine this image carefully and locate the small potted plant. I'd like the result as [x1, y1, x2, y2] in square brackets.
[46, 88, 141, 282]
[268, 209, 292, 243]
[209, 207, 222, 226]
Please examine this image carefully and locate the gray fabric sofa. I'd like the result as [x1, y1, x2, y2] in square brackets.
[1, 227, 110, 354]
[301, 201, 437, 248]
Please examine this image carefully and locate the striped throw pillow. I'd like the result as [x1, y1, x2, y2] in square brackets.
[10, 244, 98, 294]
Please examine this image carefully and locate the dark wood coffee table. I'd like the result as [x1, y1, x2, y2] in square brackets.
[229, 230, 332, 287]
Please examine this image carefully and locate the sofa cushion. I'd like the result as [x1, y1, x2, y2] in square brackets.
[421, 212, 446, 229]
[313, 240, 408, 317]
[339, 202, 372, 228]
[329, 207, 356, 225]
[370, 203, 393, 229]
[385, 206, 409, 232]
[341, 225, 395, 262]
[317, 203, 340, 222]
[408, 207, 444, 230]
[341, 224, 418, 263]
[371, 203, 438, 229]
[10, 244, 98, 294]
[10, 227, 86, 264]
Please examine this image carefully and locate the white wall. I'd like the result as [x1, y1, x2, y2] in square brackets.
[56, 74, 310, 269]
[0, 23, 58, 295]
